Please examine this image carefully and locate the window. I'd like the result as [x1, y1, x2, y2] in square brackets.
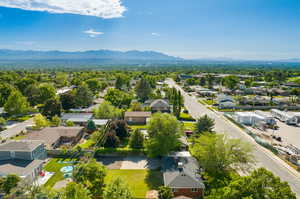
[191, 188, 198, 192]
[172, 188, 177, 192]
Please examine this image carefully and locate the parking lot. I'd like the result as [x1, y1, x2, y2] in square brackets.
[249, 119, 300, 149]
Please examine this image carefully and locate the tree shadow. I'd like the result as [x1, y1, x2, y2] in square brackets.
[144, 169, 163, 190]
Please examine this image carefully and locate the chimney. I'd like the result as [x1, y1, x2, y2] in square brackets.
[178, 162, 183, 172]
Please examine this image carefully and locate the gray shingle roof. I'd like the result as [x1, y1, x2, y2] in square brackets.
[162, 155, 205, 189]
[150, 99, 170, 108]
[0, 140, 43, 152]
[124, 111, 151, 118]
[0, 159, 43, 177]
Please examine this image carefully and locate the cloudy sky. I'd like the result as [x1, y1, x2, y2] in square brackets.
[0, 0, 299, 59]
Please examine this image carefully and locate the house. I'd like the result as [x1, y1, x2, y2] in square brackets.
[124, 112, 151, 125]
[162, 151, 205, 198]
[25, 127, 84, 149]
[0, 140, 46, 182]
[61, 113, 93, 126]
[150, 99, 171, 113]
[217, 94, 236, 108]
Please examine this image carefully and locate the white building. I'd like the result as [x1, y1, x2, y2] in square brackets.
[270, 109, 298, 125]
[254, 111, 276, 125]
[234, 112, 266, 126]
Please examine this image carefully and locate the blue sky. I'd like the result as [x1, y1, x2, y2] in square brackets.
[0, 0, 299, 59]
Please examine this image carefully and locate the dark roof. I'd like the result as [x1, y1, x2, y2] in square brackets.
[25, 127, 83, 147]
[150, 99, 170, 108]
[125, 111, 151, 118]
[0, 159, 43, 177]
[162, 155, 205, 189]
[0, 140, 43, 152]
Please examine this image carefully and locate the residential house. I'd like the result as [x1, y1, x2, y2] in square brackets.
[124, 112, 151, 125]
[25, 127, 84, 149]
[217, 94, 236, 109]
[162, 151, 205, 198]
[61, 113, 93, 126]
[150, 99, 171, 113]
[0, 140, 46, 182]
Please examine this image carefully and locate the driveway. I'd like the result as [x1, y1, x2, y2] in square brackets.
[97, 156, 161, 170]
[0, 118, 33, 139]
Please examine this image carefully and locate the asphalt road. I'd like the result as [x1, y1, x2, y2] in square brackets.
[0, 118, 33, 139]
[166, 79, 300, 197]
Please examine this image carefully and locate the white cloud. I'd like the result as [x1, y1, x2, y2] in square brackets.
[0, 0, 126, 18]
[151, 32, 160, 37]
[84, 29, 104, 37]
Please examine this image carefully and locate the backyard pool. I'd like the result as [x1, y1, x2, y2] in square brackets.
[60, 166, 74, 173]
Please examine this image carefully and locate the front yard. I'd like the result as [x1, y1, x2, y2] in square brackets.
[105, 169, 163, 198]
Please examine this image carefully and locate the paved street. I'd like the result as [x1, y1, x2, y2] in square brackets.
[166, 79, 300, 197]
[0, 118, 33, 139]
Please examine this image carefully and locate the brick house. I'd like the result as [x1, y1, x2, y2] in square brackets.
[162, 152, 205, 199]
[124, 111, 151, 125]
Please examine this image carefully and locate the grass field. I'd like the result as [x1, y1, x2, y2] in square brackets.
[105, 169, 163, 198]
[43, 158, 78, 188]
[183, 122, 195, 131]
[129, 125, 147, 130]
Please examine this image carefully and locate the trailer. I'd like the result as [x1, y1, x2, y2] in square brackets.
[255, 110, 276, 125]
[270, 109, 297, 125]
[234, 112, 266, 126]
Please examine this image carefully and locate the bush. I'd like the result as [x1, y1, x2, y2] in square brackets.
[129, 129, 144, 149]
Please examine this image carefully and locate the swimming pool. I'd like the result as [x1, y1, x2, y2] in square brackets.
[60, 166, 74, 173]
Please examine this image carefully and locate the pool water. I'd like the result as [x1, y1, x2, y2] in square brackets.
[60, 166, 74, 173]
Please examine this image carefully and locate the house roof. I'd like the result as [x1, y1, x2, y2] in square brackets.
[92, 119, 108, 126]
[0, 140, 43, 152]
[162, 155, 205, 189]
[150, 99, 170, 108]
[0, 159, 43, 177]
[125, 111, 151, 118]
[61, 113, 93, 121]
[25, 127, 83, 147]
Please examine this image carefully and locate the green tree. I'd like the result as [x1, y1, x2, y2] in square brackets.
[15, 77, 36, 94]
[73, 159, 107, 197]
[66, 120, 75, 127]
[103, 178, 132, 199]
[115, 74, 129, 90]
[38, 83, 56, 103]
[62, 182, 91, 199]
[167, 88, 183, 118]
[93, 101, 122, 119]
[158, 186, 173, 199]
[222, 75, 239, 90]
[87, 120, 97, 133]
[85, 78, 101, 94]
[41, 98, 62, 118]
[190, 133, 254, 177]
[51, 115, 61, 127]
[194, 114, 215, 135]
[104, 88, 133, 108]
[60, 91, 76, 110]
[146, 113, 182, 157]
[207, 168, 296, 199]
[0, 83, 15, 106]
[130, 101, 143, 111]
[74, 84, 94, 108]
[1, 174, 20, 194]
[33, 114, 49, 129]
[135, 78, 152, 102]
[129, 129, 144, 149]
[4, 90, 30, 116]
[24, 84, 40, 106]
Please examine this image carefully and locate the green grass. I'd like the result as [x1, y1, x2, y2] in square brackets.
[129, 125, 147, 130]
[202, 99, 214, 105]
[43, 158, 78, 188]
[11, 135, 26, 140]
[180, 112, 196, 121]
[183, 122, 195, 131]
[75, 139, 95, 149]
[105, 170, 163, 199]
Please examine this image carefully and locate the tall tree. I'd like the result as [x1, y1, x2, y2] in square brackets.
[194, 114, 215, 135]
[103, 178, 132, 199]
[190, 133, 254, 177]
[60, 91, 76, 110]
[33, 113, 49, 129]
[4, 90, 30, 116]
[129, 129, 144, 149]
[62, 182, 91, 199]
[74, 83, 94, 108]
[41, 98, 62, 118]
[222, 75, 239, 90]
[104, 88, 132, 108]
[73, 159, 107, 197]
[1, 174, 20, 194]
[93, 101, 122, 119]
[115, 74, 129, 90]
[85, 78, 102, 94]
[37, 83, 56, 103]
[207, 168, 296, 199]
[0, 83, 15, 106]
[146, 113, 182, 157]
[135, 78, 152, 102]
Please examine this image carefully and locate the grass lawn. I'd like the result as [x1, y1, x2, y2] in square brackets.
[129, 125, 147, 130]
[183, 122, 195, 131]
[75, 139, 95, 149]
[180, 112, 196, 121]
[202, 99, 214, 105]
[105, 170, 163, 198]
[11, 135, 26, 140]
[43, 158, 78, 188]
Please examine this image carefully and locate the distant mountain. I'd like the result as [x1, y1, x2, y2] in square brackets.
[0, 49, 182, 61]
